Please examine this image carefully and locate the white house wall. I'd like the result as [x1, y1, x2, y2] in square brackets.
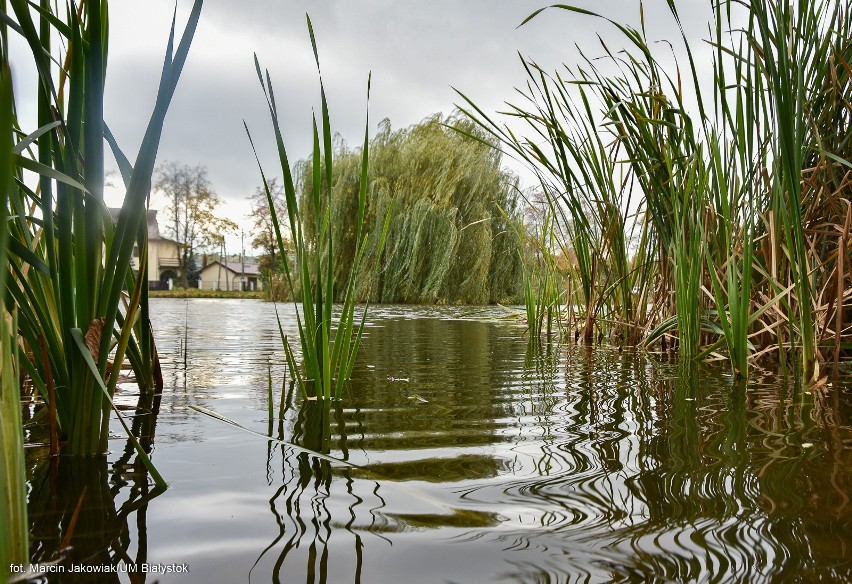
[198, 265, 263, 291]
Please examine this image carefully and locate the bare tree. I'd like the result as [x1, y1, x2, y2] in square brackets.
[247, 177, 287, 275]
[154, 162, 238, 286]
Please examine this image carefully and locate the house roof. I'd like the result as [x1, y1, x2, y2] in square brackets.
[201, 260, 261, 276]
[107, 207, 174, 242]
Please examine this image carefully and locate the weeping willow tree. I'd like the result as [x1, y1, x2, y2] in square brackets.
[293, 113, 524, 305]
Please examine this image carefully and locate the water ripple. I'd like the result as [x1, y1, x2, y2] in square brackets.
[52, 299, 852, 583]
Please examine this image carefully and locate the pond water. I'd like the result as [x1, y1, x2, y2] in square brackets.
[24, 298, 852, 582]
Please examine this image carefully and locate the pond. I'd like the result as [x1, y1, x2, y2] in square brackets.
[24, 299, 852, 582]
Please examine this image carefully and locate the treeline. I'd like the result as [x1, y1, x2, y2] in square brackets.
[273, 113, 525, 305]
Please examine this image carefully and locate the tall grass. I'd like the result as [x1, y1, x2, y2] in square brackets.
[1, 312, 27, 579]
[521, 209, 562, 338]
[1, 14, 27, 577]
[4, 0, 201, 461]
[460, 0, 852, 381]
[457, 50, 657, 343]
[246, 16, 388, 400]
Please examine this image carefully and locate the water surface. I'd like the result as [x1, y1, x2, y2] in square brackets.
[26, 299, 852, 582]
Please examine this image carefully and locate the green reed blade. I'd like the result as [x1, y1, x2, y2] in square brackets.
[252, 18, 384, 398]
[70, 328, 165, 487]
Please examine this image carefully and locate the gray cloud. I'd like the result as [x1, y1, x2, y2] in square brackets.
[98, 0, 715, 250]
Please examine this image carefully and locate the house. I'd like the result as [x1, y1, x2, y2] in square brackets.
[109, 208, 182, 290]
[198, 260, 263, 291]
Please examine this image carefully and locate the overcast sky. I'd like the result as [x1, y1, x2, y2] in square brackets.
[14, 0, 715, 253]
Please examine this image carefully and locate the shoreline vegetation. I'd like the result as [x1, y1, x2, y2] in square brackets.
[458, 0, 852, 383]
[149, 288, 264, 299]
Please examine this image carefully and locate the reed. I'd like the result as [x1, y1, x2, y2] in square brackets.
[456, 51, 658, 343]
[698, 5, 767, 376]
[246, 16, 388, 400]
[460, 0, 852, 380]
[521, 209, 563, 338]
[0, 39, 27, 575]
[0, 310, 27, 579]
[4, 0, 201, 461]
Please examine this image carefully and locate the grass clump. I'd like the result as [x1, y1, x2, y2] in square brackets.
[246, 16, 388, 400]
[3, 0, 201, 466]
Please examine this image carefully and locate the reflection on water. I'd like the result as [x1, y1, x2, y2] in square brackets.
[26, 389, 165, 583]
[26, 299, 852, 582]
